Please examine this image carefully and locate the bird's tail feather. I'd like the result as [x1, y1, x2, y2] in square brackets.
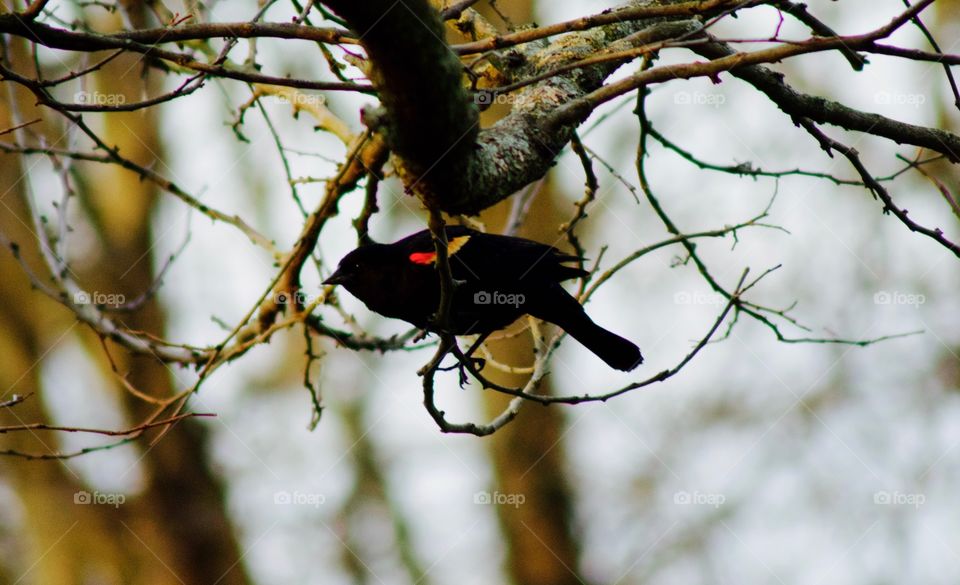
[565, 318, 643, 371]
[531, 289, 643, 371]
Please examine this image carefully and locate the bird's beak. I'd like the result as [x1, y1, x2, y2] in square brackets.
[323, 270, 347, 286]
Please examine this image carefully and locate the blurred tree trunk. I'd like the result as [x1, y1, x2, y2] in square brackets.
[465, 4, 582, 582]
[0, 11, 250, 584]
[338, 389, 431, 585]
[931, 2, 960, 402]
[480, 188, 584, 585]
[932, 2, 960, 206]
[0, 104, 131, 585]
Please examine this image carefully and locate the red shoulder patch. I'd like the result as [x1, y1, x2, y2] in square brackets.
[408, 235, 471, 266]
[409, 251, 436, 265]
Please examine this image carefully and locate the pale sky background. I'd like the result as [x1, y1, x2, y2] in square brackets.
[27, 1, 960, 583]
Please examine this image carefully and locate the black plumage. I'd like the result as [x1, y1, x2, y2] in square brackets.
[324, 226, 642, 371]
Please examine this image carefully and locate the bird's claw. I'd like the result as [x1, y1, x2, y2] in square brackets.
[438, 355, 486, 388]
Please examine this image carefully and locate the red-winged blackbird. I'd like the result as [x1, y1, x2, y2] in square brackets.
[323, 226, 643, 371]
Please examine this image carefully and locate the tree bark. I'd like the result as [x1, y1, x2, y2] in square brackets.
[321, 0, 701, 215]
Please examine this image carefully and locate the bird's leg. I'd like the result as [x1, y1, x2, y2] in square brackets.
[458, 333, 490, 387]
[460, 332, 489, 372]
[438, 332, 490, 387]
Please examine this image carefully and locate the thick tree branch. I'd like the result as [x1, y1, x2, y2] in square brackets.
[321, 0, 480, 212]
[0, 15, 370, 92]
[690, 35, 960, 162]
[323, 0, 709, 215]
[449, 0, 739, 54]
[547, 0, 960, 163]
[0, 16, 355, 50]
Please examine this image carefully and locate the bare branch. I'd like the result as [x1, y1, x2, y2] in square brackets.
[0, 412, 215, 437]
[797, 120, 960, 258]
[450, 0, 740, 54]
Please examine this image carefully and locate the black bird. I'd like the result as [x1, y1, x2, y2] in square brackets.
[323, 226, 643, 371]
